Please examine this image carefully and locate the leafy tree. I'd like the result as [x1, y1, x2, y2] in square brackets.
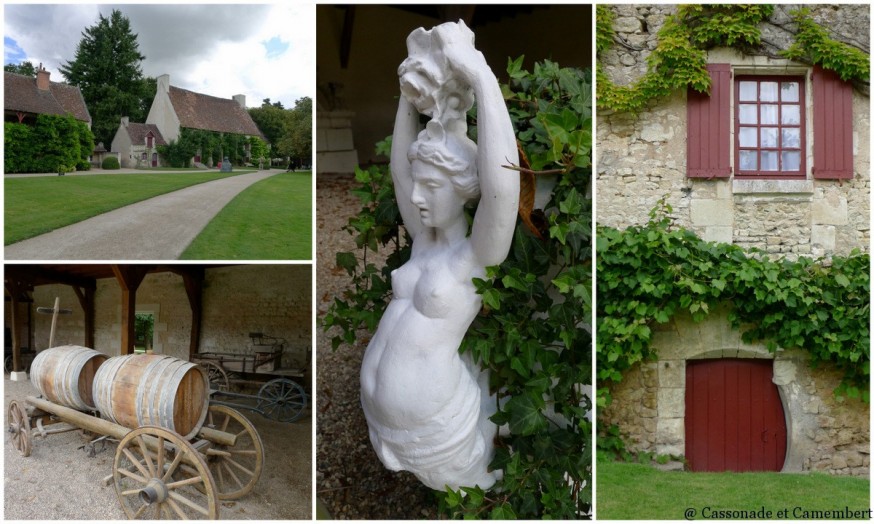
[60, 9, 154, 147]
[248, 101, 287, 147]
[5, 115, 93, 173]
[278, 96, 312, 165]
[4, 60, 37, 76]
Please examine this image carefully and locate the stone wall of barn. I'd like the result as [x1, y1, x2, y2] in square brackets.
[598, 5, 869, 476]
[26, 266, 312, 381]
[600, 308, 870, 476]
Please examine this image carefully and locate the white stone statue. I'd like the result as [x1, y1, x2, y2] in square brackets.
[360, 21, 519, 491]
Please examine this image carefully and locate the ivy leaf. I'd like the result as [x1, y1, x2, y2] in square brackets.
[490, 503, 517, 520]
[506, 392, 548, 436]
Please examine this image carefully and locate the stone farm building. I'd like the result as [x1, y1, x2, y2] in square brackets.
[598, 5, 869, 476]
[112, 74, 264, 168]
[4, 67, 91, 128]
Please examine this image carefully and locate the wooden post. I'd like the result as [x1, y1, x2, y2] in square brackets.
[48, 297, 60, 348]
[181, 268, 205, 360]
[10, 290, 21, 372]
[112, 266, 150, 355]
[73, 286, 96, 348]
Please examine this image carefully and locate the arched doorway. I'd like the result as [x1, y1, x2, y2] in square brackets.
[685, 358, 787, 472]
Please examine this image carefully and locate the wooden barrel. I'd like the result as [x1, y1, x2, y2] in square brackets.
[92, 354, 208, 439]
[30, 345, 108, 411]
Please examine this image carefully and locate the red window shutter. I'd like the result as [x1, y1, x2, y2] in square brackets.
[812, 66, 854, 180]
[687, 64, 731, 178]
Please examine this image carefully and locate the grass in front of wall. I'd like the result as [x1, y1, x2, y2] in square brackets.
[597, 458, 870, 520]
[180, 171, 312, 260]
[5, 170, 255, 244]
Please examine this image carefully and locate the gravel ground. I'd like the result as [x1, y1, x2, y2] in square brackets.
[315, 175, 438, 519]
[4, 375, 312, 520]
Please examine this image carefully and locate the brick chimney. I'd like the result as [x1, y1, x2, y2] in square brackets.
[233, 94, 246, 109]
[36, 63, 50, 91]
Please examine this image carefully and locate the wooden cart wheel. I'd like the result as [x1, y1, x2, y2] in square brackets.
[113, 425, 219, 520]
[7, 400, 32, 457]
[257, 378, 308, 423]
[203, 405, 265, 500]
[201, 361, 230, 392]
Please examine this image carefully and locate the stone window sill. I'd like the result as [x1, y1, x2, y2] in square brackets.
[732, 179, 814, 195]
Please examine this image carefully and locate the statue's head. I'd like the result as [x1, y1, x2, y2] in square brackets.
[408, 120, 479, 205]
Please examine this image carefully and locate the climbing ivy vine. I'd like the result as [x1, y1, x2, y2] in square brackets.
[781, 7, 870, 81]
[597, 199, 870, 413]
[324, 57, 591, 519]
[597, 4, 869, 113]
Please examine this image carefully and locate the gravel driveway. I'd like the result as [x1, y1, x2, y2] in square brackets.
[4, 376, 311, 519]
[316, 174, 438, 519]
[4, 170, 279, 260]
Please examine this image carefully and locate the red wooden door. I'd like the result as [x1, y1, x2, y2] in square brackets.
[151, 153, 158, 167]
[685, 359, 786, 472]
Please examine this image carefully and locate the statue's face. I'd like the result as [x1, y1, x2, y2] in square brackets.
[410, 160, 465, 229]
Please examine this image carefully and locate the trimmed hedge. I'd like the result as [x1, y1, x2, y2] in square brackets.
[4, 114, 94, 173]
[101, 156, 120, 170]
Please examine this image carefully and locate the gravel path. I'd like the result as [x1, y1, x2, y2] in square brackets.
[315, 174, 437, 519]
[5, 170, 280, 260]
[4, 376, 312, 519]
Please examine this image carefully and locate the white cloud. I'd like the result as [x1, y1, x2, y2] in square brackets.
[4, 4, 314, 109]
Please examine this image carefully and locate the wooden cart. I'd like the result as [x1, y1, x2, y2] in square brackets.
[193, 333, 308, 423]
[7, 395, 264, 520]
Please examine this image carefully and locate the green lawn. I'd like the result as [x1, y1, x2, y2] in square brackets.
[180, 171, 312, 260]
[597, 460, 870, 520]
[5, 171, 255, 245]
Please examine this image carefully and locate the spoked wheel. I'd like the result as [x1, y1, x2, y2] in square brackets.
[201, 361, 230, 392]
[256, 378, 307, 423]
[7, 400, 32, 457]
[203, 405, 265, 499]
[113, 426, 219, 520]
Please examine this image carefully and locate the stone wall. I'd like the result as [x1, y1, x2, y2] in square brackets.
[25, 266, 311, 378]
[601, 307, 870, 476]
[597, 5, 870, 259]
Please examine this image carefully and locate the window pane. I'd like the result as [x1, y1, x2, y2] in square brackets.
[761, 104, 778, 125]
[739, 150, 757, 170]
[781, 82, 799, 102]
[782, 151, 801, 171]
[760, 82, 778, 101]
[761, 151, 778, 170]
[739, 127, 757, 147]
[739, 104, 758, 124]
[782, 105, 800, 125]
[782, 128, 801, 149]
[761, 127, 778, 148]
[739, 81, 757, 101]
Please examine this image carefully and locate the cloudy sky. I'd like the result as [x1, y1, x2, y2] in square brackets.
[4, 3, 314, 109]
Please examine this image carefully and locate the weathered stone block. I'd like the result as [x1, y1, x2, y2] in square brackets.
[658, 388, 684, 418]
[811, 225, 837, 250]
[658, 360, 685, 387]
[812, 193, 849, 225]
[613, 16, 642, 33]
[703, 226, 733, 244]
[690, 199, 733, 226]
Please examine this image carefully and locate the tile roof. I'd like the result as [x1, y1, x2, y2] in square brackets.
[4, 72, 91, 123]
[168, 86, 263, 138]
[124, 123, 167, 146]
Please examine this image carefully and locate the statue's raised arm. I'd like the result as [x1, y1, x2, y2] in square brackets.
[431, 21, 519, 267]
